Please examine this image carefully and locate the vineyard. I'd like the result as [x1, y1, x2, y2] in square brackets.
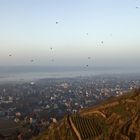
[70, 115, 103, 140]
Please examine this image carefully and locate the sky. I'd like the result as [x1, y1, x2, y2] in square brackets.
[0, 0, 140, 67]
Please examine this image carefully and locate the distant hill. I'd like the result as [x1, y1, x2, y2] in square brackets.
[34, 89, 140, 140]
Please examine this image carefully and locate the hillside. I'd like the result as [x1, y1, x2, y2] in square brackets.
[34, 89, 140, 140]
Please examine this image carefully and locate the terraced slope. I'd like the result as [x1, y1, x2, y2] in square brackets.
[35, 89, 140, 140]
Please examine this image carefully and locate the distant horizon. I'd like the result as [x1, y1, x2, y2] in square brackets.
[0, 65, 140, 83]
[0, 65, 140, 69]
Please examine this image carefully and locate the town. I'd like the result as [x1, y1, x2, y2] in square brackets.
[0, 74, 140, 139]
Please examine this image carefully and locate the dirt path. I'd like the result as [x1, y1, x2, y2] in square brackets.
[67, 115, 82, 140]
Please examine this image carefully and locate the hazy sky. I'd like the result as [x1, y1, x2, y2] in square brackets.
[0, 0, 140, 67]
